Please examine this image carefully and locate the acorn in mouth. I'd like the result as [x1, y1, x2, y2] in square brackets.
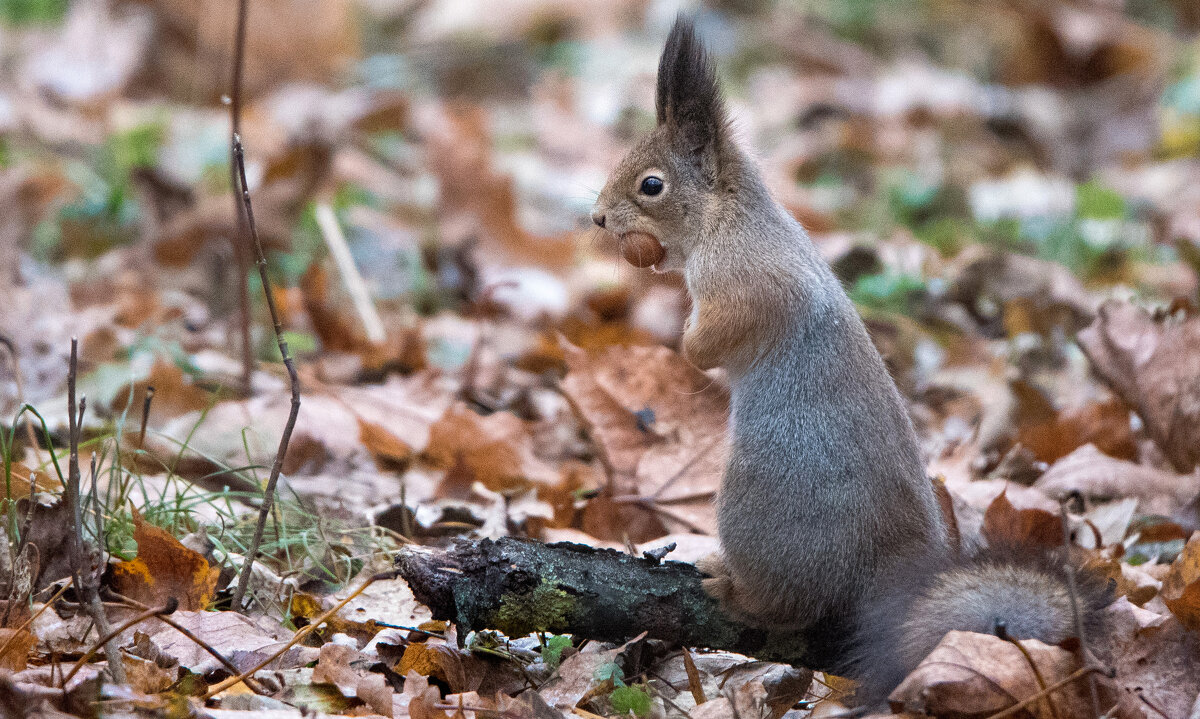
[619, 231, 665, 268]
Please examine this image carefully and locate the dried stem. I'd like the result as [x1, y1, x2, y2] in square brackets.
[227, 135, 303, 611]
[65, 339, 125, 684]
[228, 0, 254, 397]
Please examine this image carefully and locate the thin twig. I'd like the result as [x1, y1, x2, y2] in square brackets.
[64, 339, 124, 684]
[1001, 631, 1060, 719]
[228, 0, 254, 397]
[228, 135, 303, 611]
[314, 203, 386, 344]
[207, 573, 386, 698]
[61, 598, 178, 686]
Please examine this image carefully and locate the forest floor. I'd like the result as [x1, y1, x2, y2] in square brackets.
[2, 0, 1200, 717]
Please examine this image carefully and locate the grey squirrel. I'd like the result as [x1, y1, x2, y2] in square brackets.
[590, 17, 1111, 704]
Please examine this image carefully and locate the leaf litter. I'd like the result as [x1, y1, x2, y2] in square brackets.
[1, 0, 1200, 717]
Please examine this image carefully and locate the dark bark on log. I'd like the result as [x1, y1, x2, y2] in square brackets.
[394, 537, 843, 670]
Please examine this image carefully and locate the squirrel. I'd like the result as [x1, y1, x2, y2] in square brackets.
[590, 17, 1111, 704]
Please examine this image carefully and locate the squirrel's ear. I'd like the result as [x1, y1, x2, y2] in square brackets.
[656, 16, 726, 185]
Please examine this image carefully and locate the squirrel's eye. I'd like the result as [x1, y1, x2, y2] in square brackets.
[639, 176, 664, 196]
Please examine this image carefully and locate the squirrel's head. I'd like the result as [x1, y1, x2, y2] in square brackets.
[591, 17, 730, 273]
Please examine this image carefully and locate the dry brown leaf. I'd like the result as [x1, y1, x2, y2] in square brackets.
[981, 488, 1064, 550]
[1035, 444, 1200, 517]
[1161, 533, 1200, 631]
[141, 0, 358, 100]
[358, 418, 414, 469]
[14, 499, 74, 592]
[0, 629, 35, 672]
[109, 510, 219, 612]
[888, 631, 1116, 717]
[153, 145, 327, 266]
[559, 341, 659, 480]
[300, 262, 428, 375]
[1078, 301, 1200, 473]
[423, 403, 558, 497]
[1014, 392, 1137, 464]
[946, 251, 1096, 335]
[537, 642, 629, 712]
[425, 103, 574, 268]
[140, 610, 310, 674]
[1, 462, 61, 499]
[1105, 598, 1200, 719]
[121, 653, 175, 695]
[113, 360, 216, 423]
[559, 342, 729, 536]
[313, 643, 394, 717]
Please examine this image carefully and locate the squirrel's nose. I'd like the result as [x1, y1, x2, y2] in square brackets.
[591, 212, 606, 229]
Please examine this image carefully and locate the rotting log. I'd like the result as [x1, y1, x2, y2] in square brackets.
[394, 537, 843, 670]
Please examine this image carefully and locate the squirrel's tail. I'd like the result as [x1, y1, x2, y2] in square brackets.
[843, 547, 1113, 705]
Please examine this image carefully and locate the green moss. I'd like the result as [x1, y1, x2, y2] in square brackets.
[491, 580, 575, 637]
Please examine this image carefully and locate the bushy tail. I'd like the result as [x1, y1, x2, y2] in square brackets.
[843, 548, 1112, 705]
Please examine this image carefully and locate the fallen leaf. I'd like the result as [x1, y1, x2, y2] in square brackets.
[358, 418, 414, 468]
[559, 342, 729, 536]
[946, 251, 1097, 336]
[141, 610, 313, 674]
[1078, 301, 1200, 472]
[312, 643, 394, 717]
[889, 631, 1117, 717]
[423, 102, 574, 268]
[1015, 394, 1137, 464]
[109, 509, 219, 611]
[0, 629, 35, 671]
[1035, 444, 1200, 517]
[113, 360, 218, 424]
[1105, 598, 1200, 719]
[12, 499, 74, 592]
[981, 488, 1064, 550]
[1161, 533, 1200, 631]
[423, 403, 558, 497]
[1, 462, 61, 499]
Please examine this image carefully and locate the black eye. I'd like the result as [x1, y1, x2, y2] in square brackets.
[639, 176, 664, 196]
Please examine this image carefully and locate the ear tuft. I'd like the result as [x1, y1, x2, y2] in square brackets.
[655, 16, 725, 174]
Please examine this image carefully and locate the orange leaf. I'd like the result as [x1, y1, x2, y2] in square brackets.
[110, 510, 219, 611]
[358, 418, 414, 468]
[981, 489, 1064, 550]
[2, 462, 61, 499]
[1162, 534, 1200, 631]
[0, 629, 35, 672]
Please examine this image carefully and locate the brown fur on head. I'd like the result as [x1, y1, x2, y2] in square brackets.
[591, 16, 733, 274]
